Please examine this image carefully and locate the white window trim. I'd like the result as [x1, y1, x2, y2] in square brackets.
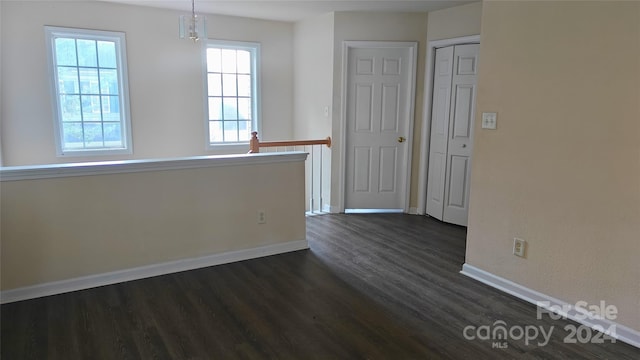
[45, 26, 133, 157]
[203, 39, 261, 150]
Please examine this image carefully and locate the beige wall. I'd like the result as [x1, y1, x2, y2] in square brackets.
[1, 155, 306, 290]
[293, 12, 334, 140]
[330, 12, 429, 210]
[0, 0, 3, 165]
[293, 13, 334, 210]
[0, 1, 293, 166]
[427, 1, 482, 41]
[467, 1, 640, 331]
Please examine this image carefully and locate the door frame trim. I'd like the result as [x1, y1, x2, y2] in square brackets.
[417, 35, 480, 215]
[339, 41, 418, 213]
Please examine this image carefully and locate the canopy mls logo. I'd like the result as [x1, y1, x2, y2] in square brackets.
[463, 300, 619, 349]
[463, 320, 554, 348]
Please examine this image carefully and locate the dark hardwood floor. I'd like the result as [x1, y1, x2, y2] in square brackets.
[2, 214, 639, 359]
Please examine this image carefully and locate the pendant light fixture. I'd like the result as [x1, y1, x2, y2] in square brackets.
[179, 0, 206, 42]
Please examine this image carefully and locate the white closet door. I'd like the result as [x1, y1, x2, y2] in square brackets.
[442, 44, 478, 226]
[426, 46, 454, 219]
[426, 44, 479, 226]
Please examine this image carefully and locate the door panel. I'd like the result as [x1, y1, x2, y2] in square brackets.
[383, 58, 401, 75]
[381, 84, 400, 132]
[452, 85, 474, 138]
[428, 153, 445, 204]
[357, 58, 374, 74]
[355, 84, 373, 132]
[446, 155, 469, 208]
[457, 55, 477, 75]
[353, 147, 372, 192]
[433, 87, 450, 136]
[379, 146, 398, 192]
[345, 44, 415, 210]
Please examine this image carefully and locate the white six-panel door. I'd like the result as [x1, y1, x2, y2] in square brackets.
[344, 44, 416, 210]
[426, 44, 479, 226]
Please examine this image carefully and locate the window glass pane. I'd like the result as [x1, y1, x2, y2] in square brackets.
[82, 95, 102, 121]
[223, 121, 238, 142]
[237, 74, 251, 97]
[83, 123, 104, 147]
[99, 69, 119, 95]
[57, 67, 79, 94]
[209, 121, 223, 142]
[79, 68, 100, 94]
[102, 96, 120, 121]
[222, 98, 238, 120]
[221, 49, 236, 73]
[237, 98, 251, 120]
[103, 123, 122, 145]
[206, 48, 221, 72]
[97, 41, 117, 68]
[239, 121, 251, 141]
[55, 38, 77, 66]
[77, 39, 97, 67]
[237, 50, 250, 74]
[222, 74, 237, 96]
[62, 122, 83, 148]
[60, 95, 81, 121]
[208, 73, 221, 96]
[208, 97, 222, 120]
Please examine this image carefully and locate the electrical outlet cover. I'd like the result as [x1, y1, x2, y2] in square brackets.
[257, 210, 266, 224]
[513, 238, 526, 257]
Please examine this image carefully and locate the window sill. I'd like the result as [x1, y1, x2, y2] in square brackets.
[57, 148, 133, 157]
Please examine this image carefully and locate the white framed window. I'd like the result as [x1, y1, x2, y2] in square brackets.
[45, 26, 132, 156]
[204, 40, 260, 147]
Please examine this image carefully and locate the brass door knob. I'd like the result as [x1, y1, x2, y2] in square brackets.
[398, 136, 406, 143]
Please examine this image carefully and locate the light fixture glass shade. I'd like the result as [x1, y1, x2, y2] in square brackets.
[179, 14, 207, 42]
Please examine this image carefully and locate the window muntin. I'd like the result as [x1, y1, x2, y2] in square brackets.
[205, 41, 259, 146]
[46, 27, 132, 155]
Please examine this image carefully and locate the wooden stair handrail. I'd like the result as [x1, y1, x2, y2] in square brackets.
[249, 131, 331, 153]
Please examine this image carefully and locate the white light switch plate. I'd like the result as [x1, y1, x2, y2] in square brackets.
[513, 238, 526, 257]
[482, 112, 497, 130]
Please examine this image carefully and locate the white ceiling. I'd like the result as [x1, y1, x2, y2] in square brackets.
[100, 0, 475, 22]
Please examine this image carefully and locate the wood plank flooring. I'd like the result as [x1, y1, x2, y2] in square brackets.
[2, 214, 639, 359]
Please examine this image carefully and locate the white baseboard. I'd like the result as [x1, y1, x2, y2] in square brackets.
[1, 240, 308, 304]
[460, 263, 640, 349]
[408, 207, 418, 215]
[322, 204, 332, 213]
[344, 209, 404, 214]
